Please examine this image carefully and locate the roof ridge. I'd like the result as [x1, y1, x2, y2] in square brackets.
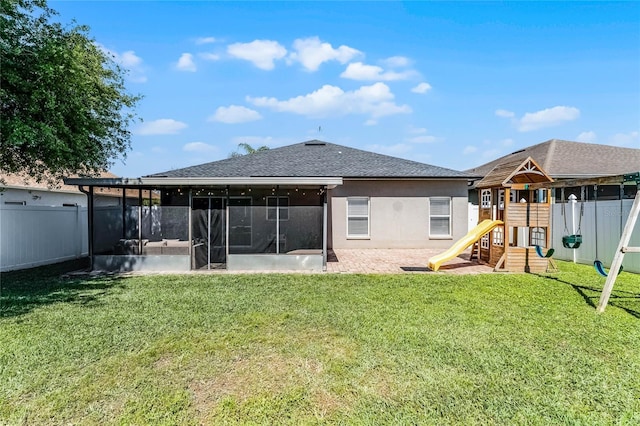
[543, 139, 556, 171]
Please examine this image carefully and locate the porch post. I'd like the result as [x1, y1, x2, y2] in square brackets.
[188, 188, 193, 260]
[122, 187, 126, 239]
[276, 186, 280, 255]
[323, 189, 328, 269]
[225, 186, 230, 262]
[88, 186, 94, 270]
[138, 189, 143, 255]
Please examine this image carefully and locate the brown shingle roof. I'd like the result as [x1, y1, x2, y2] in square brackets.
[476, 157, 554, 189]
[467, 139, 640, 179]
[1, 171, 119, 193]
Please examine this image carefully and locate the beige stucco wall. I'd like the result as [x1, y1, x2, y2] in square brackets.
[328, 179, 469, 249]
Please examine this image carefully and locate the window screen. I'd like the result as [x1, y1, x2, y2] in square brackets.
[429, 197, 451, 237]
[347, 197, 369, 237]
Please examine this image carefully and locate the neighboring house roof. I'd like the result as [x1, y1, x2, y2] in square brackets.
[1, 171, 119, 194]
[149, 140, 473, 179]
[466, 139, 640, 179]
[476, 157, 553, 189]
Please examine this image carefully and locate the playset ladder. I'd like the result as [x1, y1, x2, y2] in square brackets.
[597, 182, 640, 313]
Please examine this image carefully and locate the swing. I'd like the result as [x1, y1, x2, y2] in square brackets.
[534, 189, 554, 258]
[561, 187, 583, 249]
[593, 184, 624, 277]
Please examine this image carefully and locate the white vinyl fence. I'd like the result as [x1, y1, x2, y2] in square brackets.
[0, 204, 88, 272]
[551, 199, 640, 274]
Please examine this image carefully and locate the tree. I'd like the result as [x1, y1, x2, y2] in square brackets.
[229, 142, 269, 158]
[0, 0, 141, 184]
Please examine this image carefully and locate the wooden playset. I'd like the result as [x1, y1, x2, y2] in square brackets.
[474, 156, 555, 273]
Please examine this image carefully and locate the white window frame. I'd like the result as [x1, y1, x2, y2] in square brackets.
[266, 196, 289, 221]
[481, 234, 489, 249]
[429, 197, 452, 239]
[493, 226, 504, 247]
[531, 227, 546, 247]
[346, 197, 370, 239]
[481, 189, 491, 209]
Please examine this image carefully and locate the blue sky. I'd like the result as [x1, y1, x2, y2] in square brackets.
[52, 1, 640, 177]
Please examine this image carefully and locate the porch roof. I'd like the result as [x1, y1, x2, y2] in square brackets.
[64, 176, 343, 188]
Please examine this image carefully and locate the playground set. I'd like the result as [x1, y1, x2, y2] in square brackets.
[427, 156, 640, 313]
[429, 157, 555, 273]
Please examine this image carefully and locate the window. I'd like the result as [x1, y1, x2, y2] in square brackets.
[531, 227, 545, 247]
[347, 197, 370, 238]
[481, 234, 489, 249]
[481, 190, 491, 209]
[429, 197, 451, 237]
[498, 190, 505, 210]
[493, 226, 504, 246]
[267, 196, 289, 221]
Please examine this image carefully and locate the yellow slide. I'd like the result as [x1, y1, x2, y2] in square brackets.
[428, 219, 503, 271]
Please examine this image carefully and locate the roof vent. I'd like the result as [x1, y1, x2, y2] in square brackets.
[509, 149, 525, 155]
[304, 141, 326, 146]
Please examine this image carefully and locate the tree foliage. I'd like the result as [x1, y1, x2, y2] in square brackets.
[0, 0, 141, 183]
[229, 142, 269, 158]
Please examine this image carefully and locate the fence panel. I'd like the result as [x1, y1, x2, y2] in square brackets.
[552, 199, 639, 273]
[0, 205, 88, 271]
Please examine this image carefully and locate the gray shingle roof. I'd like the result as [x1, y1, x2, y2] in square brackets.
[149, 140, 472, 179]
[466, 139, 640, 178]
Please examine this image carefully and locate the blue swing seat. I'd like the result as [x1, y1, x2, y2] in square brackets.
[593, 260, 623, 278]
[535, 246, 555, 258]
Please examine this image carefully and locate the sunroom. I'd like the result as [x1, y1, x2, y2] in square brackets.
[64, 176, 342, 272]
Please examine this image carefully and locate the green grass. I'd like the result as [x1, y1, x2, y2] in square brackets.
[1, 261, 639, 425]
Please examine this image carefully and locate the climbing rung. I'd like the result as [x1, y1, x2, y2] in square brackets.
[622, 246, 640, 253]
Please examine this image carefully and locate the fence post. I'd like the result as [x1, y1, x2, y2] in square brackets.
[569, 194, 577, 263]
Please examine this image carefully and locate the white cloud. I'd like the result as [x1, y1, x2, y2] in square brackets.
[151, 146, 167, 154]
[406, 135, 438, 144]
[407, 126, 427, 134]
[208, 105, 263, 124]
[195, 37, 217, 45]
[364, 119, 378, 126]
[227, 40, 287, 70]
[463, 145, 478, 155]
[517, 106, 580, 132]
[176, 53, 197, 72]
[411, 82, 432, 94]
[136, 119, 188, 135]
[98, 45, 147, 83]
[576, 131, 598, 144]
[183, 142, 218, 153]
[248, 82, 411, 119]
[501, 138, 514, 147]
[341, 62, 417, 81]
[199, 52, 220, 61]
[608, 131, 639, 147]
[495, 109, 515, 118]
[383, 56, 411, 68]
[288, 37, 361, 71]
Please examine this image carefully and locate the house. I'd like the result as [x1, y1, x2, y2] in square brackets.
[0, 171, 139, 271]
[466, 139, 640, 202]
[65, 140, 475, 272]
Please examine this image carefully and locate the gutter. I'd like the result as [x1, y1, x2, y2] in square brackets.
[64, 176, 343, 188]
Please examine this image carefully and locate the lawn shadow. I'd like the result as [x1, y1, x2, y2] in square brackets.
[535, 274, 640, 318]
[0, 259, 128, 318]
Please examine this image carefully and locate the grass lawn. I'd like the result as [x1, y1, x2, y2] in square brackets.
[1, 261, 639, 425]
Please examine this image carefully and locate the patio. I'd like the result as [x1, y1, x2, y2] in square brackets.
[326, 248, 493, 274]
